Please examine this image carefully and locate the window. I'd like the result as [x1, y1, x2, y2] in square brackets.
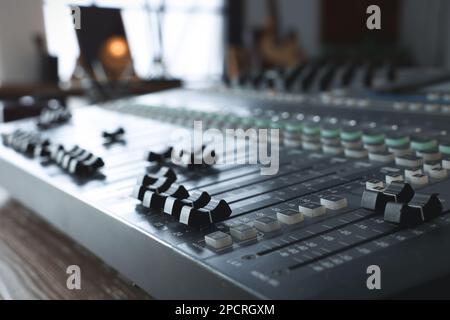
[43, 0, 225, 83]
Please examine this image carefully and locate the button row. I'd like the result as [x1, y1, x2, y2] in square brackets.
[204, 194, 349, 250]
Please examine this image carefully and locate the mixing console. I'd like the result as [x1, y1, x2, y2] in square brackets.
[1, 67, 450, 299]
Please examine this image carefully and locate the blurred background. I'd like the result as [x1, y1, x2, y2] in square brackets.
[0, 0, 449, 121]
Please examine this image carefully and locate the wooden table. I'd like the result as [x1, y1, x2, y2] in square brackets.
[0, 188, 151, 300]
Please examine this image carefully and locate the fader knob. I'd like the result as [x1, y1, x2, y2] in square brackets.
[384, 193, 443, 226]
[361, 182, 414, 213]
[205, 231, 232, 249]
[146, 146, 173, 163]
[102, 127, 125, 142]
[178, 198, 232, 227]
[136, 167, 177, 186]
[142, 184, 189, 210]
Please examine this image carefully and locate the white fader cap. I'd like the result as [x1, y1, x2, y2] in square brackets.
[298, 202, 326, 217]
[385, 172, 404, 184]
[277, 209, 304, 225]
[229, 224, 257, 241]
[365, 179, 385, 191]
[253, 216, 281, 232]
[429, 168, 448, 179]
[320, 195, 348, 210]
[205, 231, 232, 249]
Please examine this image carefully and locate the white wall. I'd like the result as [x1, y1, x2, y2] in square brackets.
[0, 0, 46, 84]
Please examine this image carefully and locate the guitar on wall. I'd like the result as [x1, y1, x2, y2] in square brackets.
[226, 0, 306, 80]
[256, 0, 306, 68]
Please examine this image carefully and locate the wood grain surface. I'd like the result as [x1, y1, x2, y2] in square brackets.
[0, 189, 151, 300]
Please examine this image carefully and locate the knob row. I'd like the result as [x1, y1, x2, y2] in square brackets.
[124, 103, 450, 161]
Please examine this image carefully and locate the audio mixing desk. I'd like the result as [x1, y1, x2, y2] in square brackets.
[2, 66, 450, 299]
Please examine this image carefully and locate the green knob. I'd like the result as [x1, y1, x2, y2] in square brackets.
[321, 126, 340, 139]
[241, 117, 255, 127]
[303, 124, 321, 136]
[385, 134, 410, 147]
[439, 142, 450, 155]
[270, 120, 285, 129]
[227, 115, 241, 124]
[362, 132, 385, 144]
[411, 137, 437, 151]
[285, 122, 303, 132]
[255, 118, 272, 128]
[341, 128, 362, 141]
